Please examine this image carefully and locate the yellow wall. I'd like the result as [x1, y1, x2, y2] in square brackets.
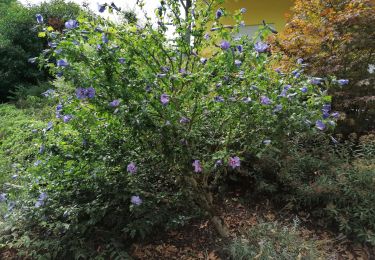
[221, 0, 294, 31]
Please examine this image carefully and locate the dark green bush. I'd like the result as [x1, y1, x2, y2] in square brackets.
[0, 0, 81, 101]
[276, 134, 375, 245]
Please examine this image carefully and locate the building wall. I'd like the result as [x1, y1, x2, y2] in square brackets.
[221, 0, 294, 32]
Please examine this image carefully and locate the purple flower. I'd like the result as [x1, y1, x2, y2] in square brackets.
[260, 96, 271, 105]
[300, 87, 308, 93]
[220, 40, 230, 50]
[65, 19, 78, 29]
[161, 66, 170, 73]
[337, 79, 349, 86]
[131, 195, 142, 206]
[75, 87, 95, 99]
[39, 144, 45, 154]
[109, 99, 120, 107]
[297, 58, 304, 64]
[310, 77, 323, 85]
[36, 14, 43, 24]
[28, 57, 37, 64]
[55, 48, 62, 54]
[180, 117, 190, 124]
[204, 33, 210, 40]
[160, 93, 169, 105]
[242, 97, 251, 103]
[228, 156, 240, 169]
[322, 104, 331, 113]
[56, 59, 69, 67]
[63, 115, 73, 123]
[216, 9, 223, 19]
[98, 3, 106, 12]
[234, 60, 242, 66]
[35, 192, 48, 208]
[0, 193, 6, 202]
[200, 57, 207, 64]
[97, 44, 102, 50]
[240, 8, 247, 13]
[127, 162, 137, 174]
[263, 139, 271, 145]
[237, 45, 243, 53]
[192, 160, 202, 173]
[86, 87, 95, 98]
[42, 89, 55, 97]
[315, 120, 326, 131]
[273, 104, 283, 112]
[118, 58, 126, 64]
[46, 121, 53, 131]
[76, 88, 86, 99]
[102, 34, 108, 44]
[254, 42, 268, 53]
[331, 112, 340, 119]
[215, 160, 222, 167]
[157, 73, 167, 78]
[214, 96, 224, 102]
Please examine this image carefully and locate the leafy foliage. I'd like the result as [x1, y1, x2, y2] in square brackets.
[227, 220, 324, 259]
[270, 0, 375, 136]
[276, 134, 375, 245]
[0, 0, 342, 257]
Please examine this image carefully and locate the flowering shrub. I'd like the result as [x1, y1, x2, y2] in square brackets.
[1, 0, 344, 257]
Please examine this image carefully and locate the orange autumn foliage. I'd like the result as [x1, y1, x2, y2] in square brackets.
[270, 0, 375, 136]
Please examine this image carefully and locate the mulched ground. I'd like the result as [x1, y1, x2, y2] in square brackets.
[131, 191, 375, 260]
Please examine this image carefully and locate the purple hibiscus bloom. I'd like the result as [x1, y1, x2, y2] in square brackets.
[242, 97, 251, 103]
[310, 77, 323, 85]
[331, 112, 340, 119]
[229, 156, 240, 169]
[36, 14, 43, 24]
[0, 193, 6, 202]
[109, 99, 120, 107]
[39, 144, 45, 154]
[263, 139, 271, 145]
[200, 57, 207, 64]
[180, 117, 190, 124]
[315, 120, 326, 131]
[63, 115, 73, 123]
[76, 88, 86, 99]
[260, 96, 271, 105]
[215, 160, 223, 167]
[56, 59, 69, 67]
[234, 60, 242, 66]
[254, 41, 268, 53]
[102, 34, 108, 44]
[86, 87, 95, 98]
[220, 40, 230, 50]
[131, 195, 142, 206]
[65, 19, 78, 29]
[273, 104, 283, 112]
[192, 160, 202, 173]
[216, 9, 223, 19]
[160, 93, 169, 105]
[35, 192, 48, 208]
[337, 79, 349, 86]
[98, 3, 106, 12]
[214, 96, 225, 102]
[300, 87, 308, 93]
[118, 58, 126, 64]
[127, 162, 137, 174]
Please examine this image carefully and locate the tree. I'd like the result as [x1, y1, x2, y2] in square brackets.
[270, 0, 375, 136]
